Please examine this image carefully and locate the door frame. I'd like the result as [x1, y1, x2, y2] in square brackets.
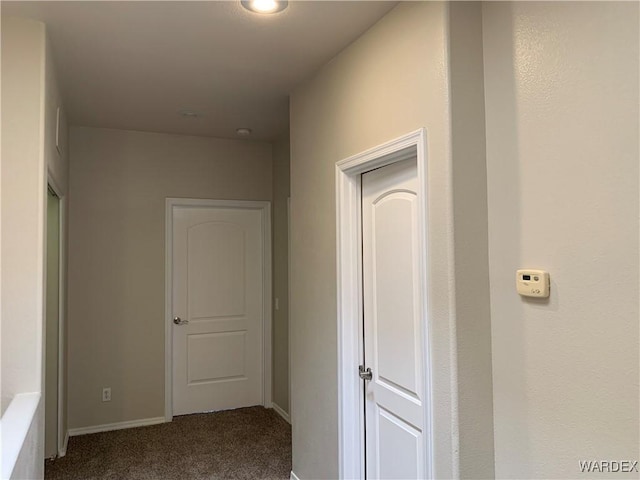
[335, 129, 433, 479]
[164, 198, 272, 422]
[46, 174, 67, 458]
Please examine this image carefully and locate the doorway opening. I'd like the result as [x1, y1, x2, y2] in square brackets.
[335, 129, 433, 479]
[45, 182, 66, 459]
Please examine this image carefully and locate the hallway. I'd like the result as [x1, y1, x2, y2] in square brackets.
[45, 407, 291, 480]
[2, 2, 638, 478]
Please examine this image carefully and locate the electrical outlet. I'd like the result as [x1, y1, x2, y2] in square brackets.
[102, 387, 111, 402]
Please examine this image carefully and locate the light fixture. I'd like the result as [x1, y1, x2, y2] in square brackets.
[236, 128, 252, 136]
[241, 0, 288, 14]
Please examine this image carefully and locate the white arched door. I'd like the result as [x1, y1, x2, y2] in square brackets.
[169, 200, 270, 416]
[362, 159, 428, 479]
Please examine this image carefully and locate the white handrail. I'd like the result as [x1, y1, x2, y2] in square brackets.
[0, 392, 41, 480]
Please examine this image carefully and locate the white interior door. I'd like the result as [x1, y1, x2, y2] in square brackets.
[172, 204, 265, 416]
[362, 158, 428, 479]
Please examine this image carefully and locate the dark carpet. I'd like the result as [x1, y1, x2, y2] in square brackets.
[45, 406, 291, 480]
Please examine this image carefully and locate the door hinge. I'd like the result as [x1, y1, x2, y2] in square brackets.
[358, 365, 372, 381]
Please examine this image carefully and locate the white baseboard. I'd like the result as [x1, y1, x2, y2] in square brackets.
[272, 402, 291, 424]
[58, 431, 69, 457]
[68, 417, 165, 437]
[290, 472, 301, 480]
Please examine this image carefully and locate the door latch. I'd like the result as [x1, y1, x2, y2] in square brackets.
[358, 365, 372, 381]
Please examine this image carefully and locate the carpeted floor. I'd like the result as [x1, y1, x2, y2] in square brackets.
[45, 406, 291, 480]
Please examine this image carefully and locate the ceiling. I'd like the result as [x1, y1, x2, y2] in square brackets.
[2, 1, 397, 141]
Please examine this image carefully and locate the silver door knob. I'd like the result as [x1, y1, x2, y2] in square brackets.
[173, 316, 188, 325]
[359, 365, 372, 381]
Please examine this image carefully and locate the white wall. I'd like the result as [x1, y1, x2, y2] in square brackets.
[45, 38, 69, 196]
[67, 127, 272, 429]
[44, 24, 70, 458]
[483, 2, 639, 478]
[1, 18, 47, 479]
[289, 3, 494, 478]
[449, 3, 495, 478]
[1, 15, 46, 414]
[0, 15, 63, 479]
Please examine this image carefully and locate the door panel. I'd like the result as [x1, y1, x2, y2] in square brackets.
[363, 159, 426, 479]
[372, 191, 420, 397]
[377, 407, 422, 480]
[187, 331, 247, 384]
[188, 222, 245, 319]
[172, 205, 264, 415]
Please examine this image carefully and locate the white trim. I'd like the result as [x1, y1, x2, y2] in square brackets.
[36, 24, 47, 414]
[335, 129, 434, 479]
[287, 196, 292, 423]
[335, 157, 366, 480]
[46, 175, 67, 460]
[57, 195, 66, 458]
[68, 417, 166, 437]
[263, 203, 273, 409]
[47, 173, 63, 199]
[164, 198, 273, 421]
[272, 402, 291, 424]
[59, 431, 69, 458]
[290, 472, 301, 480]
[164, 200, 173, 422]
[55, 106, 64, 157]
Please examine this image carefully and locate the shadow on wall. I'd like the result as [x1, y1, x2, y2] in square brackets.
[482, 1, 531, 471]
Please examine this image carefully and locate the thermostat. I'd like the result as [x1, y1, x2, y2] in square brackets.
[516, 269, 549, 298]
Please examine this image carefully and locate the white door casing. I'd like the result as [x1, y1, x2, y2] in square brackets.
[45, 188, 60, 459]
[362, 159, 427, 479]
[165, 199, 271, 418]
[45, 174, 67, 459]
[336, 129, 432, 479]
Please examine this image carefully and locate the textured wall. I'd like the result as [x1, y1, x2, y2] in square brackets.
[449, 3, 495, 478]
[483, 2, 639, 478]
[289, 3, 495, 478]
[68, 127, 272, 429]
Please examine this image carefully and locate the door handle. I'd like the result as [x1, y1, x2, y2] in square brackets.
[359, 365, 372, 381]
[173, 316, 189, 326]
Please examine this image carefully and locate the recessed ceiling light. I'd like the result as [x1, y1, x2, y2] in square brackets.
[241, 0, 288, 14]
[236, 128, 252, 136]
